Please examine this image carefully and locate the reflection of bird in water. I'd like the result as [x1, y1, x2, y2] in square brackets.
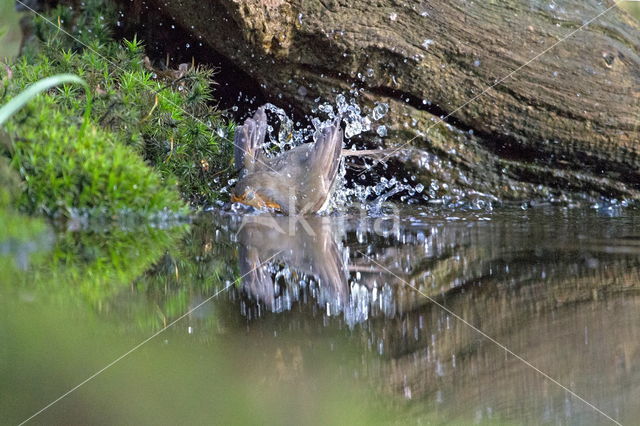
[237, 215, 349, 313]
[231, 107, 344, 215]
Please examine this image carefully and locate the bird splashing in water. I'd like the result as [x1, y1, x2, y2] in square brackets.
[231, 106, 344, 215]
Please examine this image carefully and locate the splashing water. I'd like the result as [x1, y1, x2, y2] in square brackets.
[258, 99, 389, 213]
[227, 96, 497, 214]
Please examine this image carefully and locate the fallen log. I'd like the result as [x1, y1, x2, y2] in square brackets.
[120, 0, 640, 201]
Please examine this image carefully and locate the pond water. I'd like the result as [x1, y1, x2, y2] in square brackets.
[2, 206, 639, 424]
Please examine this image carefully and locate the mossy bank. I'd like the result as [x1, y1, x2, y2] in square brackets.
[1, 0, 235, 226]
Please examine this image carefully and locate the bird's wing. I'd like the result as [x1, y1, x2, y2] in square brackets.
[307, 117, 344, 195]
[234, 107, 267, 173]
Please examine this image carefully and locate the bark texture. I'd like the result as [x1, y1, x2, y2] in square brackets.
[127, 0, 640, 200]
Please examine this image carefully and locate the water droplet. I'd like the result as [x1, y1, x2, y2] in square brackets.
[372, 102, 389, 120]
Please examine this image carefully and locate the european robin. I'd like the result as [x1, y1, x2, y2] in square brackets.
[231, 107, 344, 215]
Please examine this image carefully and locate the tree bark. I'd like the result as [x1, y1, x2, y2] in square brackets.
[126, 0, 640, 201]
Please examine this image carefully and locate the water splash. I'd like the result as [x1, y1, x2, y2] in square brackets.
[230, 96, 500, 214]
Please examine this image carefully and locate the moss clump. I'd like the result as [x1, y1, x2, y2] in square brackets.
[25, 0, 234, 203]
[6, 92, 186, 217]
[1, 0, 234, 220]
[0, 156, 20, 208]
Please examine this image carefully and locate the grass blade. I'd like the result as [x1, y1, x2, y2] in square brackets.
[0, 74, 88, 127]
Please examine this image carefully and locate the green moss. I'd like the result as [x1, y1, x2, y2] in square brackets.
[6, 93, 185, 217]
[36, 0, 235, 203]
[1, 0, 235, 306]
[0, 156, 20, 208]
[1, 0, 235, 220]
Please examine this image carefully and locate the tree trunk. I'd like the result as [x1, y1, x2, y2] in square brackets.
[123, 0, 640, 201]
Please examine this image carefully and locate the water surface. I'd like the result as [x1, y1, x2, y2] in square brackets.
[2, 206, 639, 424]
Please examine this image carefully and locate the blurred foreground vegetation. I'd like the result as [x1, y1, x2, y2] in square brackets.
[1, 294, 389, 425]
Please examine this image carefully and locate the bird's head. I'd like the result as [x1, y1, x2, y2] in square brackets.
[231, 176, 282, 211]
